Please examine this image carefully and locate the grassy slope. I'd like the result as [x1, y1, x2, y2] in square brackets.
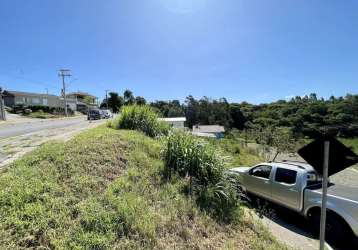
[0, 126, 287, 249]
[340, 138, 358, 170]
[340, 138, 358, 154]
[209, 138, 263, 167]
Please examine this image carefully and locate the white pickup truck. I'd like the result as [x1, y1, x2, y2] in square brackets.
[227, 161, 358, 245]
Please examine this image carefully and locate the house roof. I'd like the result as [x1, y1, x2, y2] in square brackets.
[3, 90, 57, 98]
[192, 125, 225, 133]
[67, 91, 96, 98]
[158, 117, 186, 122]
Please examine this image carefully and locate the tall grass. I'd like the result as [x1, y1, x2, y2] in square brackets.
[162, 130, 241, 222]
[110, 105, 169, 137]
[163, 131, 223, 185]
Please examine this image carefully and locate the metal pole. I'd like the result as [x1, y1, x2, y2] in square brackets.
[0, 88, 5, 121]
[62, 75, 68, 117]
[58, 69, 71, 117]
[319, 141, 330, 250]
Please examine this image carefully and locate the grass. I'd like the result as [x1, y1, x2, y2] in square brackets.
[162, 131, 241, 222]
[208, 137, 263, 167]
[110, 105, 169, 137]
[340, 138, 358, 170]
[340, 138, 358, 154]
[0, 126, 289, 249]
[24, 111, 59, 119]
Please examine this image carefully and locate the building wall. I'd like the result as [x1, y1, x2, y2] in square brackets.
[59, 98, 77, 111]
[13, 95, 60, 107]
[168, 121, 185, 128]
[3, 96, 15, 107]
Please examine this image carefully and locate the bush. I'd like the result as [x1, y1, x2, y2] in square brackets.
[162, 131, 241, 222]
[110, 105, 169, 137]
[163, 131, 223, 185]
[194, 181, 241, 223]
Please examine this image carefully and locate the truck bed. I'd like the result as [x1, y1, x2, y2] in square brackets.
[307, 183, 358, 202]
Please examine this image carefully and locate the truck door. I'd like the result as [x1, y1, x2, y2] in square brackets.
[271, 167, 301, 211]
[245, 165, 272, 200]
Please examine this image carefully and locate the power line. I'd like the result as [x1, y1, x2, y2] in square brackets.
[58, 69, 72, 117]
[0, 70, 58, 90]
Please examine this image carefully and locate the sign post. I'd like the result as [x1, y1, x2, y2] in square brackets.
[319, 141, 329, 250]
[298, 134, 358, 249]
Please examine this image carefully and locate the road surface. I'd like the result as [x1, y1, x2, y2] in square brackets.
[0, 116, 105, 167]
[0, 116, 92, 139]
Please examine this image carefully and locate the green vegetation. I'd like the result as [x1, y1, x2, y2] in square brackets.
[149, 93, 358, 139]
[103, 88, 358, 140]
[0, 126, 289, 249]
[10, 105, 75, 117]
[209, 137, 263, 166]
[163, 131, 240, 222]
[110, 105, 169, 137]
[100, 89, 147, 111]
[340, 138, 358, 154]
[26, 110, 59, 119]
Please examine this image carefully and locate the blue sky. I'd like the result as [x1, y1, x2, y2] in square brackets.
[0, 0, 357, 104]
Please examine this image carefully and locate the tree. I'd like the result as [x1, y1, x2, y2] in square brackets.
[135, 96, 146, 105]
[184, 95, 199, 128]
[124, 89, 135, 105]
[230, 104, 246, 129]
[108, 92, 123, 113]
[83, 96, 94, 105]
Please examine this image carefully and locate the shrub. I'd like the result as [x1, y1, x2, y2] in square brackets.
[162, 131, 241, 222]
[111, 105, 169, 137]
[194, 180, 241, 223]
[163, 131, 223, 185]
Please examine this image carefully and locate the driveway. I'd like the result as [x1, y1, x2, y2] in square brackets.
[0, 116, 106, 167]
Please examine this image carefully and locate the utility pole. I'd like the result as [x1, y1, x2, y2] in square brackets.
[58, 69, 71, 117]
[105, 89, 109, 109]
[0, 87, 5, 121]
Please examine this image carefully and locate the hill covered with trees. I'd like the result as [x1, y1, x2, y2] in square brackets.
[102, 91, 358, 138]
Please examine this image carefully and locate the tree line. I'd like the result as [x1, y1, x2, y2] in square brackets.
[102, 90, 358, 138]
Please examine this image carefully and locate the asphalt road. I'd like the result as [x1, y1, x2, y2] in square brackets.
[0, 117, 90, 139]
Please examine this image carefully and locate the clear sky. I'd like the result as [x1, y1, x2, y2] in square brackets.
[0, 0, 357, 104]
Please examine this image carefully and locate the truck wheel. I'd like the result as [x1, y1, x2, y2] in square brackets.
[310, 211, 352, 247]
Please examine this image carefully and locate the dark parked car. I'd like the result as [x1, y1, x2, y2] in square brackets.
[87, 109, 101, 120]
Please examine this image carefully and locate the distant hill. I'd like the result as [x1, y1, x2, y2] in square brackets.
[150, 93, 358, 138]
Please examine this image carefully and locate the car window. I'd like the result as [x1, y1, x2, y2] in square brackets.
[275, 168, 297, 184]
[250, 165, 272, 179]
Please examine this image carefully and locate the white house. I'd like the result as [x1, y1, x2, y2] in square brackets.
[192, 125, 225, 139]
[158, 117, 186, 129]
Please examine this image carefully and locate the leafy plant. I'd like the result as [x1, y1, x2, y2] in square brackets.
[162, 131, 223, 185]
[110, 105, 169, 137]
[162, 130, 241, 222]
